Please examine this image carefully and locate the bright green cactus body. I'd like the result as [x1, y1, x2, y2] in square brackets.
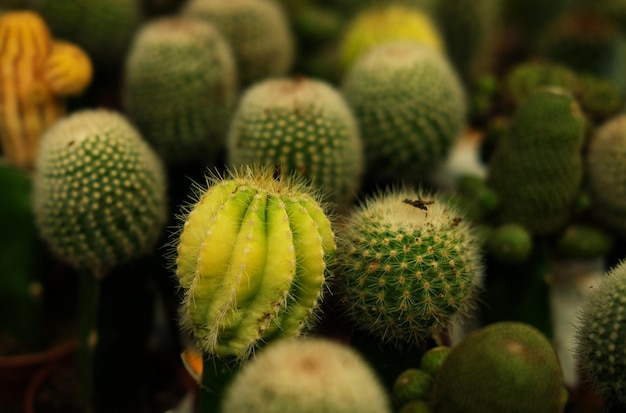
[336, 188, 483, 345]
[587, 114, 626, 236]
[487, 88, 586, 236]
[430, 321, 566, 413]
[227, 76, 363, 211]
[173, 166, 335, 360]
[32, 109, 168, 278]
[181, 0, 294, 86]
[220, 336, 392, 413]
[575, 260, 626, 406]
[341, 42, 466, 187]
[122, 16, 237, 166]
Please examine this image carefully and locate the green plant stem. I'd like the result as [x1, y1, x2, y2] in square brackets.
[199, 355, 240, 413]
[78, 269, 101, 413]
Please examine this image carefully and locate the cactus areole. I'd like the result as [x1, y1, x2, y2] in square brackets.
[174, 166, 335, 360]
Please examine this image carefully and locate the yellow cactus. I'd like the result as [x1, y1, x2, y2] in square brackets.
[0, 11, 92, 171]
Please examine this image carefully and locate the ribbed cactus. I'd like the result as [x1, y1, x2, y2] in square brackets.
[220, 336, 392, 413]
[180, 0, 294, 86]
[0, 11, 92, 170]
[430, 321, 566, 413]
[342, 41, 466, 187]
[335, 188, 483, 345]
[587, 114, 626, 236]
[32, 109, 168, 278]
[122, 16, 237, 166]
[575, 260, 626, 407]
[338, 4, 444, 70]
[487, 88, 586, 235]
[227, 76, 364, 211]
[173, 165, 335, 360]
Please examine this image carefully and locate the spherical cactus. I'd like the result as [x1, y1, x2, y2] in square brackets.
[122, 16, 237, 166]
[227, 76, 364, 211]
[419, 345, 451, 377]
[172, 166, 335, 360]
[587, 114, 626, 236]
[341, 41, 466, 187]
[392, 368, 433, 407]
[554, 224, 613, 259]
[181, 0, 294, 86]
[577, 74, 624, 123]
[486, 222, 533, 264]
[335, 188, 483, 346]
[430, 321, 566, 413]
[338, 4, 444, 70]
[487, 88, 586, 236]
[575, 260, 626, 406]
[220, 336, 392, 413]
[32, 109, 168, 278]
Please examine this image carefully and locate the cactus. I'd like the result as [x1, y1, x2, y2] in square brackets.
[32, 109, 168, 278]
[430, 321, 566, 413]
[576, 74, 624, 124]
[335, 187, 483, 346]
[486, 222, 534, 264]
[227, 76, 364, 211]
[586, 114, 626, 236]
[220, 336, 392, 413]
[487, 88, 586, 236]
[419, 345, 451, 377]
[338, 4, 444, 70]
[122, 16, 237, 166]
[392, 368, 433, 407]
[0, 11, 92, 170]
[341, 42, 466, 188]
[554, 224, 614, 259]
[575, 259, 626, 407]
[181, 0, 294, 86]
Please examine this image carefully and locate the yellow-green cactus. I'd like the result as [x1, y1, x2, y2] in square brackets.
[0, 11, 92, 170]
[173, 165, 335, 360]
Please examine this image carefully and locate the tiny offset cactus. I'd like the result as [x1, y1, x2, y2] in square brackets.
[335, 188, 483, 345]
[181, 0, 294, 86]
[220, 336, 392, 413]
[172, 166, 335, 360]
[486, 222, 533, 264]
[32, 109, 168, 278]
[430, 321, 566, 413]
[342, 41, 466, 187]
[0, 11, 92, 170]
[575, 260, 626, 406]
[122, 16, 237, 166]
[227, 76, 364, 211]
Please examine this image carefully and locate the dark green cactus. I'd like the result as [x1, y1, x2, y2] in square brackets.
[335, 187, 483, 346]
[419, 345, 451, 377]
[122, 16, 237, 166]
[487, 88, 586, 236]
[487, 222, 534, 264]
[227, 76, 364, 211]
[554, 223, 614, 259]
[341, 42, 466, 187]
[392, 368, 433, 408]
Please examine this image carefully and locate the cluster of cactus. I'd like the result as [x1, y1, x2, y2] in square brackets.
[122, 16, 237, 166]
[0, 10, 92, 170]
[341, 41, 466, 188]
[335, 187, 484, 345]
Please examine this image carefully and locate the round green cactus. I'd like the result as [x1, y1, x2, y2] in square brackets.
[341, 41, 466, 187]
[122, 16, 237, 166]
[575, 260, 626, 406]
[338, 4, 444, 70]
[392, 368, 433, 407]
[554, 224, 613, 259]
[32, 109, 168, 278]
[486, 222, 533, 264]
[587, 114, 626, 236]
[430, 321, 566, 413]
[227, 76, 364, 211]
[220, 336, 392, 413]
[335, 188, 483, 345]
[419, 345, 451, 377]
[180, 0, 294, 86]
[172, 165, 335, 360]
[487, 88, 586, 235]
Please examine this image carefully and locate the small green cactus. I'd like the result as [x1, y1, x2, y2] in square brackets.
[335, 188, 483, 346]
[487, 88, 586, 235]
[32, 109, 168, 278]
[227, 76, 364, 211]
[172, 165, 335, 360]
[122, 16, 237, 166]
[220, 336, 392, 413]
[419, 345, 451, 377]
[486, 222, 533, 264]
[554, 224, 614, 259]
[180, 0, 294, 86]
[341, 41, 467, 187]
[575, 260, 626, 407]
[392, 368, 433, 407]
[430, 321, 566, 413]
